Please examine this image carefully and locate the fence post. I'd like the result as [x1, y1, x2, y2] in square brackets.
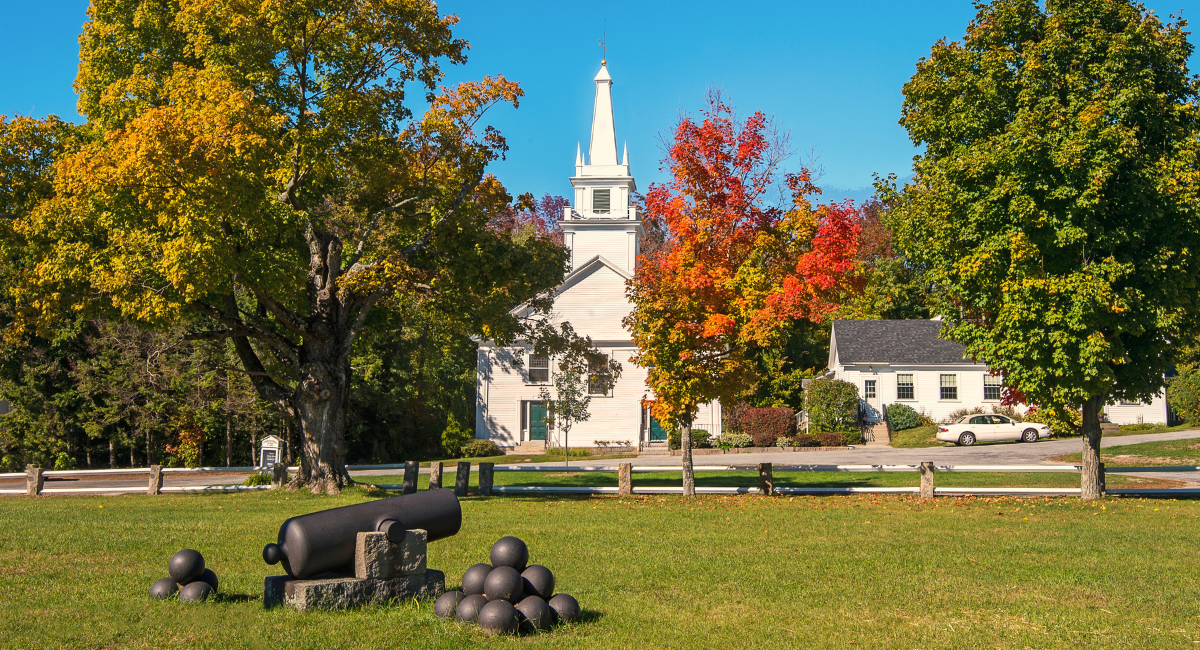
[25, 465, 43, 497]
[454, 461, 471, 497]
[147, 465, 163, 495]
[1099, 462, 1106, 497]
[271, 462, 287, 489]
[479, 462, 494, 497]
[919, 462, 935, 499]
[402, 461, 419, 495]
[618, 463, 632, 496]
[428, 462, 443, 490]
[758, 463, 774, 496]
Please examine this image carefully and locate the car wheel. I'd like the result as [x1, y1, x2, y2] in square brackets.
[958, 432, 976, 447]
[1021, 428, 1039, 443]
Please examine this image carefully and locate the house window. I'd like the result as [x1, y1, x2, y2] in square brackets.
[1119, 398, 1138, 406]
[864, 380, 876, 399]
[940, 374, 958, 400]
[588, 354, 611, 395]
[897, 374, 914, 400]
[984, 374, 1002, 401]
[527, 356, 550, 384]
[592, 189, 611, 213]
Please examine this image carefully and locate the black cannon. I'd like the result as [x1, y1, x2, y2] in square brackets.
[262, 488, 462, 579]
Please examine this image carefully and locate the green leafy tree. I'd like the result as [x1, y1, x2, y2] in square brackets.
[536, 324, 619, 467]
[11, 0, 566, 492]
[805, 378, 860, 433]
[885, 0, 1200, 499]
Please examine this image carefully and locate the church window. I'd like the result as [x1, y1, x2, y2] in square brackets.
[592, 189, 611, 214]
[527, 356, 550, 383]
[588, 354, 612, 395]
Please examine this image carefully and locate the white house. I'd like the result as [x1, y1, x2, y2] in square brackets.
[474, 62, 722, 452]
[826, 319, 1168, 426]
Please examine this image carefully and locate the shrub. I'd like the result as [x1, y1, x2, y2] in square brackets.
[743, 407, 795, 447]
[715, 433, 752, 448]
[441, 417, 474, 458]
[843, 430, 864, 445]
[807, 379, 860, 432]
[818, 432, 847, 447]
[1022, 407, 1081, 436]
[792, 434, 820, 447]
[1168, 367, 1200, 423]
[723, 401, 750, 435]
[460, 439, 503, 458]
[885, 403, 921, 431]
[243, 472, 272, 486]
[668, 429, 712, 450]
[53, 452, 77, 470]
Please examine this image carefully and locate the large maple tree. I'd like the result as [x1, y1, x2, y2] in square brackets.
[886, 0, 1200, 499]
[625, 93, 861, 496]
[8, 0, 567, 492]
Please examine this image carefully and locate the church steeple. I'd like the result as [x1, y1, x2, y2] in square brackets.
[561, 61, 643, 274]
[589, 64, 618, 166]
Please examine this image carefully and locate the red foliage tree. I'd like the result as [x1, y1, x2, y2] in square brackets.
[625, 92, 861, 496]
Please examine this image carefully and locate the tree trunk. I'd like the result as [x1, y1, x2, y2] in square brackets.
[144, 429, 152, 465]
[225, 414, 233, 467]
[289, 352, 353, 495]
[681, 415, 695, 498]
[1081, 395, 1105, 500]
[109, 438, 116, 469]
[129, 443, 135, 468]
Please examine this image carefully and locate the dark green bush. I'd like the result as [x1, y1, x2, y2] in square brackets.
[1168, 367, 1200, 423]
[885, 403, 921, 431]
[792, 434, 820, 447]
[807, 378, 860, 432]
[668, 429, 712, 450]
[243, 472, 272, 486]
[460, 439, 503, 458]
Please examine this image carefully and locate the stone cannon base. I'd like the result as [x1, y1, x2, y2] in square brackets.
[263, 529, 446, 610]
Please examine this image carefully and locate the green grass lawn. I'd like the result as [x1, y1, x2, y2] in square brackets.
[3, 489, 1200, 649]
[415, 452, 637, 467]
[1052, 436, 1200, 467]
[886, 425, 944, 448]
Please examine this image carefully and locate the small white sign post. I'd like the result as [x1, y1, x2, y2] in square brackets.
[259, 435, 285, 469]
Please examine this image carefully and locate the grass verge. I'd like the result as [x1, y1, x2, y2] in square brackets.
[3, 490, 1200, 649]
[886, 425, 944, 448]
[1051, 436, 1200, 467]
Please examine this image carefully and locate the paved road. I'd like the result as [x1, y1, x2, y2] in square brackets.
[6, 429, 1199, 495]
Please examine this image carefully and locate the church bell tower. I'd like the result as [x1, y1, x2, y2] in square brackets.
[561, 61, 644, 275]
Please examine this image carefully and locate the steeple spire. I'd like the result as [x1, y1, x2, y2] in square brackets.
[589, 63, 618, 167]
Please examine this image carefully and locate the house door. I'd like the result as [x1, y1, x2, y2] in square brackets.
[528, 402, 548, 441]
[649, 416, 667, 441]
[863, 379, 882, 422]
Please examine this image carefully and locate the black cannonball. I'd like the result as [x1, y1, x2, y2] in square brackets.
[477, 599, 519, 635]
[149, 577, 178, 600]
[195, 568, 218, 592]
[461, 563, 492, 595]
[489, 536, 529, 572]
[168, 549, 205, 583]
[434, 591, 465, 619]
[521, 564, 555, 600]
[455, 594, 488, 624]
[483, 565, 524, 603]
[178, 580, 213, 603]
[548, 593, 581, 625]
[516, 595, 554, 631]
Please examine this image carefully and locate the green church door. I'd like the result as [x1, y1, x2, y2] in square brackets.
[649, 414, 667, 441]
[528, 402, 548, 441]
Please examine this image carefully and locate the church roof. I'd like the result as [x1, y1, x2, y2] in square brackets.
[831, 319, 973, 365]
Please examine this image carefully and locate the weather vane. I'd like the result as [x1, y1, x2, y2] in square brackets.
[599, 21, 607, 65]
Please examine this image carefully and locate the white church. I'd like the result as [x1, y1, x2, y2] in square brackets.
[474, 63, 724, 452]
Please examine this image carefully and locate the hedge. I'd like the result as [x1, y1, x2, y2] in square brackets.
[743, 407, 795, 447]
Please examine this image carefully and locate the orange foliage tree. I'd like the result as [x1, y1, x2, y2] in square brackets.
[625, 93, 861, 496]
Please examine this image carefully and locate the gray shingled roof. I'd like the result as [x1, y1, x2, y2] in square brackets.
[832, 320, 972, 365]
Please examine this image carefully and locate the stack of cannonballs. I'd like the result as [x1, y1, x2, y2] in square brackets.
[434, 536, 581, 635]
[148, 549, 219, 603]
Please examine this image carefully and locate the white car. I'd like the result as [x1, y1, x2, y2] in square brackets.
[937, 414, 1051, 446]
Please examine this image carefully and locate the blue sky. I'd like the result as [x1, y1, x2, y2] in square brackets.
[3, 1, 1200, 202]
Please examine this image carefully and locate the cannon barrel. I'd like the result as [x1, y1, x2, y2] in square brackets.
[263, 488, 461, 579]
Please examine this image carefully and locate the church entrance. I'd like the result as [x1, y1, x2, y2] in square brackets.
[523, 401, 549, 441]
[642, 404, 668, 442]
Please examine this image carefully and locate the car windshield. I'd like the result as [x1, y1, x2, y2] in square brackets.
[955, 416, 970, 423]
